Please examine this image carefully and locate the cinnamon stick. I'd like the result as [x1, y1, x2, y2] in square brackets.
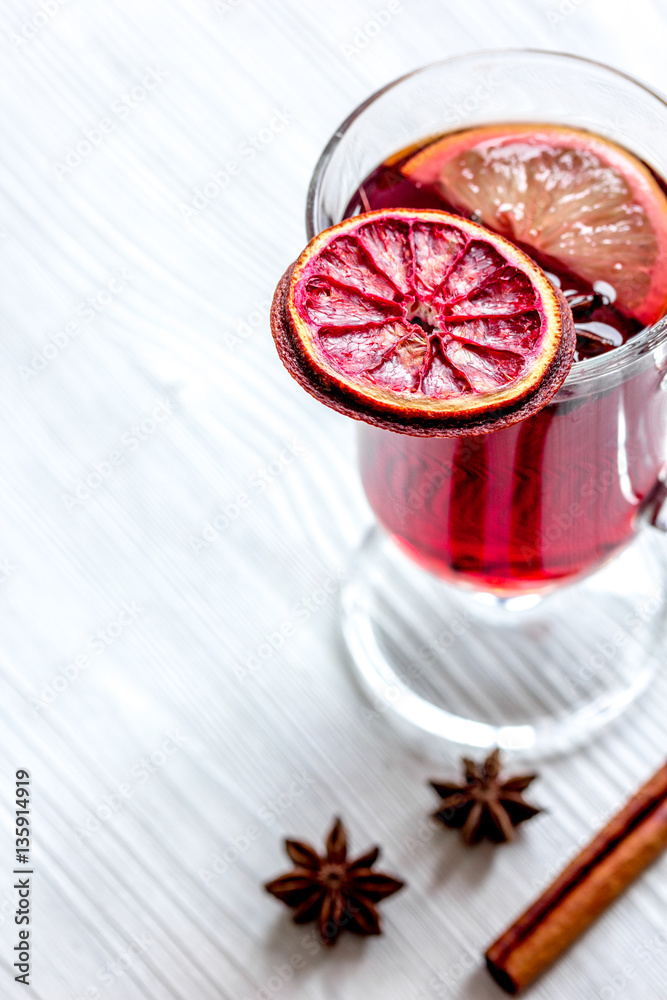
[485, 760, 667, 994]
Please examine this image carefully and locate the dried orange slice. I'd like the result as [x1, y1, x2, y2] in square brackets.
[402, 124, 667, 326]
[271, 209, 576, 436]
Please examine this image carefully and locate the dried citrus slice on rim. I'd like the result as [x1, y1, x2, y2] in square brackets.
[271, 208, 576, 436]
[401, 123, 667, 326]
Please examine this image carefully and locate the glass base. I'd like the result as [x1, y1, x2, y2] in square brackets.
[341, 527, 667, 758]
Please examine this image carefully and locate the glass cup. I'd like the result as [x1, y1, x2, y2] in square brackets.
[306, 50, 667, 757]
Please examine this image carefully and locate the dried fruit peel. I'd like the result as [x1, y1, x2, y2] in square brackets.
[271, 209, 576, 437]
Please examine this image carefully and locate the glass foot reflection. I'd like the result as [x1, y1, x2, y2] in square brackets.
[341, 527, 667, 758]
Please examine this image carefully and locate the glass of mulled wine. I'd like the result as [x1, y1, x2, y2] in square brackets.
[307, 50, 667, 756]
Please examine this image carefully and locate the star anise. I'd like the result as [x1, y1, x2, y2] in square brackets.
[264, 817, 404, 945]
[429, 749, 542, 845]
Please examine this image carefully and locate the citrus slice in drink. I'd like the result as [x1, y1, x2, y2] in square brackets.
[401, 124, 667, 326]
[271, 208, 576, 436]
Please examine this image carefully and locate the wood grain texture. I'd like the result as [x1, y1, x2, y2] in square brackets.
[0, 0, 667, 997]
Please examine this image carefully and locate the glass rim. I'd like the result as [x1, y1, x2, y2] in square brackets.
[305, 48, 667, 390]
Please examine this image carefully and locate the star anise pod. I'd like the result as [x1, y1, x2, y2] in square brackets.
[264, 817, 404, 945]
[429, 748, 542, 845]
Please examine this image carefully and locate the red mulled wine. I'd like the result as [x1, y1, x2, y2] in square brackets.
[348, 128, 667, 592]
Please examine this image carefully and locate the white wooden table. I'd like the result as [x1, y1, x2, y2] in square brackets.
[1, 1, 667, 997]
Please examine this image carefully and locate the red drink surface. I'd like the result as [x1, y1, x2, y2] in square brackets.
[346, 131, 667, 593]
